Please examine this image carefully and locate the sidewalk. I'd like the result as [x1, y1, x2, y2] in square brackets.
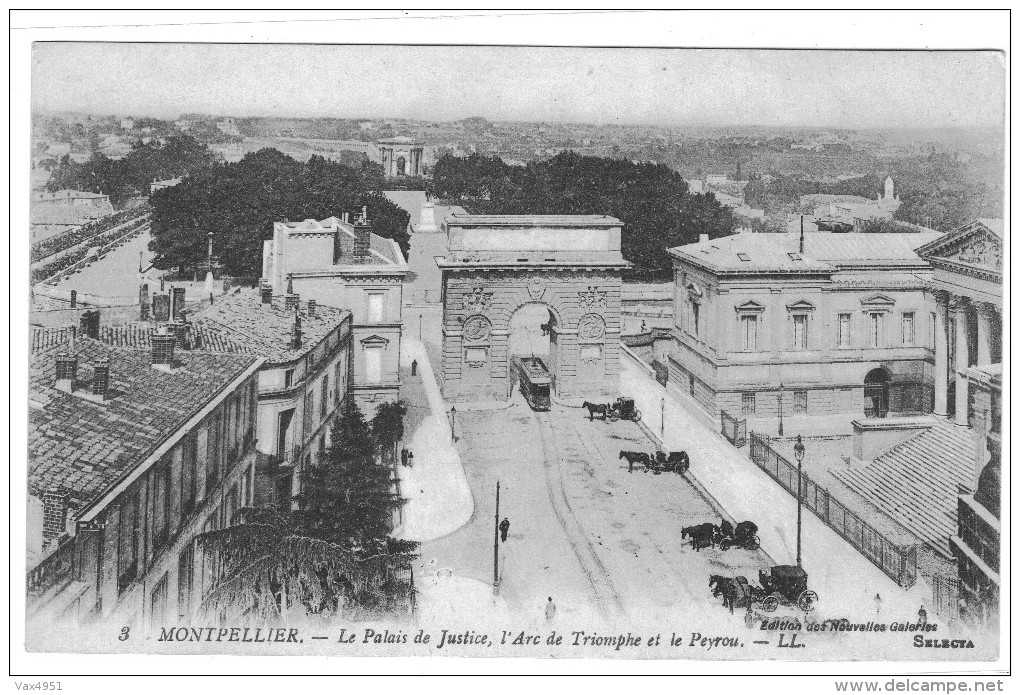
[620, 353, 929, 623]
[394, 337, 473, 544]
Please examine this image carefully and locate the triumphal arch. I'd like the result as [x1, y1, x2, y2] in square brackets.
[437, 214, 630, 404]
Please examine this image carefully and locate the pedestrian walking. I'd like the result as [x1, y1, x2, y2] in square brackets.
[499, 517, 510, 543]
[406, 451, 414, 468]
[545, 597, 556, 621]
[874, 593, 882, 616]
[411, 359, 418, 376]
[400, 448, 408, 467]
[917, 605, 927, 626]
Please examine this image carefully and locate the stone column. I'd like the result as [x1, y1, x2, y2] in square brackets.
[953, 298, 970, 426]
[933, 292, 949, 416]
[976, 302, 994, 366]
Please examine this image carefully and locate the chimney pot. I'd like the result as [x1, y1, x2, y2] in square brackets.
[152, 332, 176, 366]
[285, 293, 299, 312]
[291, 311, 303, 350]
[699, 233, 709, 244]
[55, 352, 79, 390]
[92, 360, 111, 399]
[171, 286, 186, 321]
[307, 299, 317, 316]
[261, 285, 273, 304]
[42, 489, 69, 542]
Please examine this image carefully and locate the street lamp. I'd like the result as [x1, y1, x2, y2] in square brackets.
[450, 406, 457, 442]
[778, 382, 785, 436]
[660, 397, 666, 438]
[419, 313, 423, 340]
[793, 434, 805, 567]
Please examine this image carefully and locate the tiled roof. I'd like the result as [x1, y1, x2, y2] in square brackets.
[31, 324, 255, 356]
[831, 420, 978, 557]
[276, 217, 405, 266]
[190, 289, 351, 364]
[670, 231, 942, 273]
[29, 338, 259, 507]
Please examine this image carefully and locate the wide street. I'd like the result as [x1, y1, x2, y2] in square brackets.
[416, 396, 773, 630]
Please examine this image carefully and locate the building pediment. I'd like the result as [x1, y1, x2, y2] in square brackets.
[916, 220, 1003, 273]
[785, 299, 816, 312]
[685, 282, 704, 299]
[359, 335, 390, 346]
[860, 293, 896, 308]
[734, 300, 766, 313]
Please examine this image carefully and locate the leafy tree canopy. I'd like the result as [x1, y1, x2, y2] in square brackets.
[430, 151, 736, 280]
[45, 134, 215, 206]
[147, 150, 410, 276]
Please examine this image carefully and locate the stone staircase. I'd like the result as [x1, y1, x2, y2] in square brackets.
[832, 419, 977, 557]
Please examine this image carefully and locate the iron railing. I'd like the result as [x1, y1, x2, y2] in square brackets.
[749, 431, 918, 588]
[27, 538, 76, 596]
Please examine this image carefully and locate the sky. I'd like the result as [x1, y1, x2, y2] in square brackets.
[31, 44, 1005, 129]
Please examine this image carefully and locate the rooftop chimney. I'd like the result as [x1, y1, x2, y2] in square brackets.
[42, 489, 68, 542]
[92, 360, 111, 399]
[55, 351, 78, 392]
[151, 329, 176, 368]
[799, 215, 805, 254]
[354, 207, 371, 260]
[291, 310, 303, 350]
[152, 293, 171, 322]
[261, 284, 273, 305]
[171, 286, 186, 321]
[699, 233, 709, 244]
[139, 283, 150, 320]
[79, 310, 100, 339]
[307, 299, 317, 316]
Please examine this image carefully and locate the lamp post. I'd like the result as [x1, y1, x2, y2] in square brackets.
[793, 434, 805, 567]
[778, 382, 785, 436]
[660, 397, 666, 438]
[450, 406, 457, 442]
[493, 480, 501, 594]
[419, 313, 423, 340]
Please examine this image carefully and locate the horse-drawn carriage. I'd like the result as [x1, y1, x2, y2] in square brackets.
[710, 565, 818, 614]
[752, 565, 818, 613]
[585, 397, 642, 422]
[717, 520, 760, 551]
[620, 449, 689, 475]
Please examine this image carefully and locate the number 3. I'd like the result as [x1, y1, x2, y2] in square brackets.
[118, 626, 130, 641]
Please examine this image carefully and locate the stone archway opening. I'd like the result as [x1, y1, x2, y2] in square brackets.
[864, 367, 891, 418]
[508, 302, 559, 398]
[396, 156, 406, 176]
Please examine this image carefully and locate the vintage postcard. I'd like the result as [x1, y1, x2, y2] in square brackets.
[13, 11, 1008, 678]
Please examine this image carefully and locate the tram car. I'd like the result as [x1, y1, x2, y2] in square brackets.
[511, 356, 552, 411]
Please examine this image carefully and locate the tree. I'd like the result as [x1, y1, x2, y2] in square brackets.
[291, 403, 410, 549]
[197, 506, 415, 623]
[197, 402, 417, 623]
[371, 401, 408, 466]
[147, 149, 410, 275]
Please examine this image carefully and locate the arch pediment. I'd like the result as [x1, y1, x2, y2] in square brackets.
[860, 293, 896, 309]
[359, 335, 389, 346]
[734, 300, 765, 313]
[785, 299, 816, 312]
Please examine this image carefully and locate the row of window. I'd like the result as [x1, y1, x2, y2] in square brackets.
[116, 379, 257, 595]
[735, 311, 922, 351]
[740, 390, 809, 416]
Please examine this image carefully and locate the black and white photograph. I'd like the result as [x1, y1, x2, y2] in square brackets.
[11, 9, 1009, 684]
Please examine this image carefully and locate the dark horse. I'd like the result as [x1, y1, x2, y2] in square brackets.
[583, 401, 610, 421]
[682, 522, 716, 551]
[619, 450, 651, 473]
[709, 574, 751, 613]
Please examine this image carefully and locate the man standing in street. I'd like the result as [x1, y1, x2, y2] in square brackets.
[545, 597, 556, 621]
[499, 517, 510, 542]
[401, 448, 408, 467]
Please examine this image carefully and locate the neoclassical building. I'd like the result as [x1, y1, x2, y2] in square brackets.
[667, 229, 942, 425]
[263, 212, 409, 414]
[915, 218, 1003, 626]
[378, 137, 424, 177]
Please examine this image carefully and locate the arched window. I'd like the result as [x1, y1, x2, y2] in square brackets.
[864, 368, 891, 418]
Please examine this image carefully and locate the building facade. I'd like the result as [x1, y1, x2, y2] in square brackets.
[915, 219, 1003, 626]
[262, 212, 408, 415]
[437, 214, 629, 403]
[27, 333, 262, 635]
[378, 137, 424, 177]
[191, 288, 354, 510]
[666, 230, 942, 426]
